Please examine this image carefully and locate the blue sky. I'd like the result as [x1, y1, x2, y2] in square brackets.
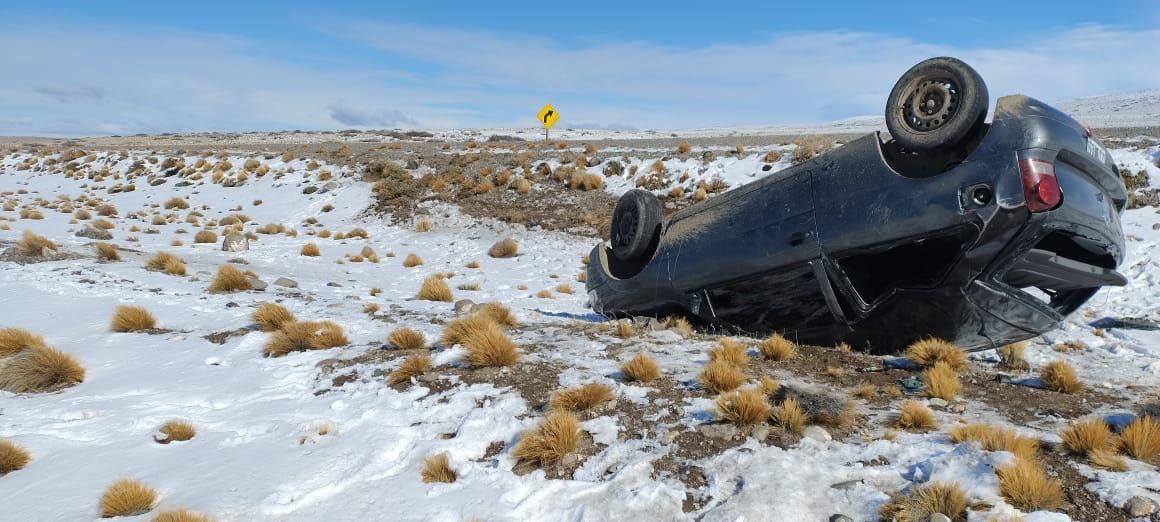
[2, 1, 1158, 136]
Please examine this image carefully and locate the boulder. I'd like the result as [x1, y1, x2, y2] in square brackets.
[273, 277, 298, 288]
[221, 233, 249, 252]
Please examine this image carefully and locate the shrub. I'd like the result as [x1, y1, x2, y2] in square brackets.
[568, 171, 603, 191]
[403, 253, 424, 267]
[475, 302, 518, 328]
[417, 275, 453, 302]
[715, 388, 771, 427]
[441, 314, 495, 346]
[621, 353, 660, 382]
[462, 322, 519, 367]
[514, 178, 532, 194]
[99, 478, 157, 518]
[1088, 448, 1128, 471]
[763, 151, 782, 163]
[389, 353, 431, 386]
[996, 458, 1062, 512]
[110, 305, 157, 332]
[193, 230, 217, 244]
[93, 218, 116, 230]
[207, 265, 251, 293]
[300, 242, 321, 256]
[693, 187, 708, 202]
[0, 344, 85, 393]
[613, 319, 635, 338]
[145, 252, 186, 276]
[550, 383, 614, 412]
[677, 141, 692, 154]
[698, 359, 745, 394]
[388, 328, 426, 350]
[347, 227, 369, 239]
[488, 238, 519, 258]
[667, 316, 693, 338]
[759, 333, 797, 361]
[0, 328, 46, 357]
[554, 284, 574, 294]
[1118, 415, 1160, 461]
[998, 342, 1030, 371]
[0, 439, 31, 475]
[772, 397, 806, 435]
[262, 320, 349, 357]
[535, 289, 553, 299]
[421, 452, 457, 483]
[512, 410, 580, 466]
[923, 362, 960, 401]
[893, 400, 938, 432]
[708, 339, 749, 367]
[154, 420, 196, 444]
[879, 481, 968, 522]
[904, 338, 967, 372]
[16, 231, 56, 257]
[252, 303, 295, 331]
[948, 423, 1039, 461]
[791, 137, 831, 165]
[1060, 417, 1113, 456]
[164, 197, 190, 210]
[1040, 360, 1082, 394]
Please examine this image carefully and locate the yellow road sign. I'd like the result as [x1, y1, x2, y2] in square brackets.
[537, 104, 560, 129]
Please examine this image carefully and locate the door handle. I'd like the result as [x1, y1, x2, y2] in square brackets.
[787, 231, 811, 246]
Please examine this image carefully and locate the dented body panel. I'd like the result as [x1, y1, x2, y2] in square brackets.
[586, 95, 1128, 352]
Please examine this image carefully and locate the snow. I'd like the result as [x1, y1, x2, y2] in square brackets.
[2, 142, 1159, 521]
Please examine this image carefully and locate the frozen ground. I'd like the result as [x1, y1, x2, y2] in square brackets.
[0, 140, 1158, 521]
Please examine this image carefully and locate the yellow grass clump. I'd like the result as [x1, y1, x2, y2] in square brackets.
[1088, 448, 1129, 471]
[388, 327, 426, 350]
[93, 242, 119, 261]
[417, 275, 454, 302]
[300, 242, 321, 256]
[997, 342, 1030, 371]
[666, 316, 693, 337]
[99, 478, 157, 518]
[621, 353, 660, 383]
[389, 353, 432, 386]
[488, 238, 519, 258]
[1118, 415, 1160, 461]
[1040, 360, 1083, 394]
[698, 359, 745, 394]
[613, 319, 635, 338]
[893, 400, 938, 432]
[772, 397, 807, 435]
[879, 481, 968, 522]
[1060, 417, 1113, 456]
[252, 303, 295, 332]
[110, 305, 157, 332]
[677, 141, 692, 154]
[475, 302, 518, 328]
[923, 362, 961, 401]
[550, 383, 615, 412]
[163, 197, 190, 210]
[995, 458, 1063, 512]
[145, 252, 186, 276]
[207, 265, 252, 293]
[462, 322, 520, 367]
[715, 388, 772, 427]
[512, 410, 580, 467]
[414, 219, 433, 233]
[193, 230, 217, 244]
[0, 327, 46, 357]
[16, 230, 56, 257]
[708, 339, 749, 367]
[262, 320, 349, 357]
[420, 452, 457, 483]
[441, 314, 494, 346]
[403, 253, 424, 267]
[0, 344, 85, 393]
[948, 423, 1040, 461]
[759, 333, 797, 361]
[904, 338, 968, 372]
[154, 420, 196, 444]
[0, 439, 31, 475]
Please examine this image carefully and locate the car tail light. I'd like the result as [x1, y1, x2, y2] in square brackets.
[1018, 157, 1061, 212]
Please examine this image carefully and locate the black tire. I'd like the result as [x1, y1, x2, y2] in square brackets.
[885, 57, 988, 152]
[610, 189, 662, 261]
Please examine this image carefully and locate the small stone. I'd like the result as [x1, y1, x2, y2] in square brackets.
[697, 423, 738, 440]
[76, 226, 112, 240]
[929, 513, 952, 522]
[245, 275, 267, 291]
[803, 425, 832, 442]
[950, 403, 966, 414]
[149, 178, 167, 186]
[405, 159, 420, 170]
[454, 299, 477, 315]
[830, 479, 862, 490]
[829, 515, 853, 522]
[586, 156, 601, 168]
[302, 186, 319, 194]
[221, 233, 249, 252]
[1125, 496, 1157, 517]
[273, 277, 298, 288]
[701, 150, 717, 162]
[326, 282, 342, 287]
[928, 398, 949, 409]
[225, 302, 239, 308]
[752, 425, 771, 440]
[560, 453, 578, 467]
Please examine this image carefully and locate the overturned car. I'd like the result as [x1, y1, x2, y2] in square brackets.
[585, 57, 1128, 352]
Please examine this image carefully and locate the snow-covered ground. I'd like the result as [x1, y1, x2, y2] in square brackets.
[1, 144, 1158, 521]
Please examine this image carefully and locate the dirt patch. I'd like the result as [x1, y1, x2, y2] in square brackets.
[1042, 449, 1133, 521]
[446, 361, 565, 412]
[202, 326, 256, 345]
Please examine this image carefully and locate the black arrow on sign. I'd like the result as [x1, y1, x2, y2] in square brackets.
[542, 110, 554, 123]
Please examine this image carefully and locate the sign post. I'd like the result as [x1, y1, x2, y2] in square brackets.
[536, 104, 560, 143]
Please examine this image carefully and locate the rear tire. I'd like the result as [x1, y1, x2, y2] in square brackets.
[886, 57, 988, 152]
[610, 189, 662, 262]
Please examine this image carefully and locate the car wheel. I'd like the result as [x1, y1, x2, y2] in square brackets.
[610, 189, 662, 261]
[885, 57, 988, 152]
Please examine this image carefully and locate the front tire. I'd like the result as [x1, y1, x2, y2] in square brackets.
[886, 57, 988, 152]
[610, 189, 661, 262]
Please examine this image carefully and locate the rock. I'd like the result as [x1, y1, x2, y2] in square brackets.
[586, 156, 601, 168]
[321, 181, 338, 192]
[326, 282, 342, 287]
[175, 180, 192, 187]
[602, 160, 624, 177]
[929, 514, 952, 522]
[454, 299, 477, 316]
[803, 425, 832, 442]
[221, 233, 249, 252]
[405, 159, 420, 170]
[697, 423, 738, 440]
[302, 186, 319, 194]
[245, 275, 267, 291]
[829, 515, 853, 522]
[752, 425, 771, 440]
[830, 479, 862, 490]
[76, 226, 112, 240]
[228, 257, 249, 265]
[273, 277, 298, 288]
[701, 150, 716, 162]
[225, 302, 239, 308]
[1125, 496, 1157, 517]
[149, 178, 167, 186]
[560, 453, 578, 467]
[928, 398, 949, 409]
[949, 403, 966, 414]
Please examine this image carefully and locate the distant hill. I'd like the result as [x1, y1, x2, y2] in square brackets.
[1055, 90, 1160, 129]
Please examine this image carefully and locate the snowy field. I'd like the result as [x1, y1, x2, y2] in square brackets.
[1, 140, 1158, 521]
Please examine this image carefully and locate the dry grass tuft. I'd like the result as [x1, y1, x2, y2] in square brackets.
[145, 252, 186, 276]
[996, 458, 1063, 512]
[193, 230, 217, 244]
[621, 353, 660, 382]
[666, 316, 693, 337]
[922, 362, 960, 401]
[948, 423, 1040, 461]
[1088, 448, 1129, 471]
[1060, 417, 1113, 456]
[154, 420, 196, 444]
[550, 383, 615, 412]
[417, 275, 453, 302]
[262, 321, 349, 357]
[512, 410, 580, 467]
[403, 253, 424, 267]
[708, 339, 749, 367]
[16, 230, 56, 257]
[1040, 360, 1083, 394]
[389, 353, 431, 386]
[487, 238, 519, 258]
[998, 342, 1030, 371]
[440, 314, 494, 346]
[1118, 415, 1160, 461]
[475, 302, 518, 328]
[772, 397, 807, 435]
[0, 344, 85, 393]
[420, 452, 457, 483]
[462, 321, 520, 367]
[152, 509, 214, 522]
[252, 303, 295, 332]
[677, 141, 692, 154]
[99, 478, 158, 518]
[300, 242, 321, 256]
[759, 333, 797, 361]
[110, 305, 157, 332]
[715, 388, 772, 427]
[698, 359, 745, 394]
[893, 400, 938, 432]
[613, 319, 635, 338]
[879, 481, 968, 522]
[0, 439, 31, 475]
[904, 338, 968, 372]
[0, 328, 46, 357]
[207, 264, 252, 293]
[388, 327, 426, 350]
[95, 242, 120, 261]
